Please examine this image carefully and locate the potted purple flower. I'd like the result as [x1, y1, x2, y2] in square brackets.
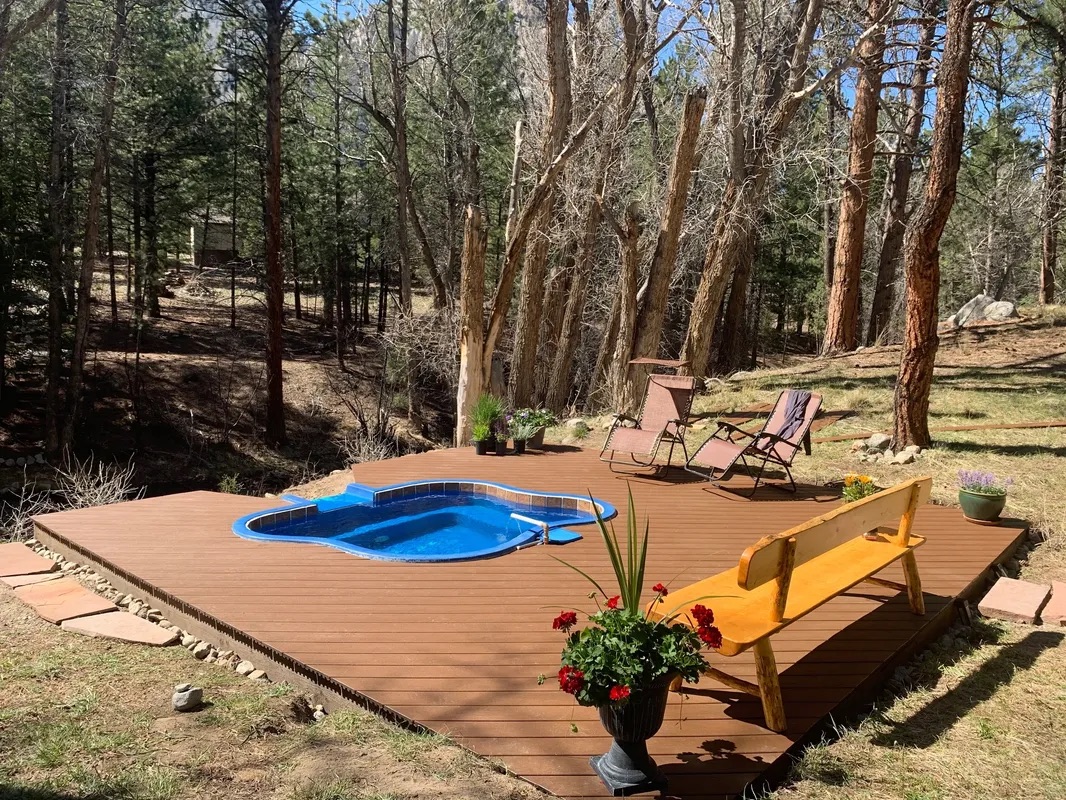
[958, 470, 1012, 524]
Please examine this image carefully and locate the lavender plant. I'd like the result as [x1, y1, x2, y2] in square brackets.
[958, 470, 1013, 496]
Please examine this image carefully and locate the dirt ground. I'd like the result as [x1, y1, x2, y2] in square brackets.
[0, 586, 544, 800]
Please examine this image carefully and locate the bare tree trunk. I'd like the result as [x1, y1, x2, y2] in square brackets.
[387, 0, 412, 311]
[455, 205, 486, 445]
[508, 0, 572, 407]
[626, 86, 707, 389]
[893, 0, 976, 449]
[106, 152, 117, 325]
[262, 0, 288, 446]
[45, 0, 69, 453]
[822, 76, 839, 289]
[868, 0, 935, 343]
[290, 211, 302, 320]
[62, 0, 127, 449]
[822, 0, 891, 354]
[604, 202, 641, 410]
[717, 246, 756, 372]
[1042, 55, 1065, 305]
[230, 66, 239, 329]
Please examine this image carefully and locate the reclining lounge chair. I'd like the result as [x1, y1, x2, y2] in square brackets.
[599, 374, 697, 473]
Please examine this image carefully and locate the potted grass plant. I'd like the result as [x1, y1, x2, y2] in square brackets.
[958, 470, 1012, 524]
[550, 491, 720, 795]
[470, 394, 505, 455]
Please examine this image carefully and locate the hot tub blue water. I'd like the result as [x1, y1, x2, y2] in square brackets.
[232, 481, 615, 562]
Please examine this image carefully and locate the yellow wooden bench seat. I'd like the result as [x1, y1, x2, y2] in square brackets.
[647, 476, 932, 732]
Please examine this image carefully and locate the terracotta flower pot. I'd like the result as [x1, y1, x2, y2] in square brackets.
[590, 674, 675, 795]
[959, 489, 1006, 524]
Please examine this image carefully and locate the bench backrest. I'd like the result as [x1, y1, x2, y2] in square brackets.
[736, 476, 932, 619]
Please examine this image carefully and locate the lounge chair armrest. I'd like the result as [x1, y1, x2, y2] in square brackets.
[753, 429, 802, 453]
[714, 420, 757, 440]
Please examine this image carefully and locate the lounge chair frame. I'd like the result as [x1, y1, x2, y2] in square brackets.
[599, 375, 696, 474]
[685, 391, 820, 496]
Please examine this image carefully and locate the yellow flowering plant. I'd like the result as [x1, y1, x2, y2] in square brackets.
[841, 473, 879, 503]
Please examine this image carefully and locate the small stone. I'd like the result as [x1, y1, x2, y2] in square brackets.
[191, 642, 212, 660]
[118, 595, 132, 608]
[172, 684, 203, 712]
[235, 660, 255, 676]
[312, 709, 327, 722]
[180, 633, 196, 647]
[147, 609, 163, 621]
[894, 451, 916, 465]
[204, 654, 218, 664]
[904, 444, 922, 454]
[247, 669, 268, 681]
[15, 456, 25, 466]
[864, 433, 891, 452]
[978, 577, 1051, 624]
[849, 441, 866, 452]
[217, 650, 234, 661]
[35, 453, 45, 464]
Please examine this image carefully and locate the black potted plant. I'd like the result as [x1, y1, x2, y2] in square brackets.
[551, 492, 720, 795]
[471, 422, 492, 455]
[470, 394, 505, 455]
[508, 414, 540, 455]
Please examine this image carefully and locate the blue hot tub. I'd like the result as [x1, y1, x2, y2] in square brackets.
[232, 480, 615, 562]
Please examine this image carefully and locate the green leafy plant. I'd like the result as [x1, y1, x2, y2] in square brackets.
[550, 490, 721, 707]
[513, 407, 557, 429]
[841, 473, 879, 503]
[470, 394, 505, 434]
[471, 422, 492, 443]
[507, 414, 540, 441]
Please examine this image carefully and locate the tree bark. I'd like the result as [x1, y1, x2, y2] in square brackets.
[262, 0, 288, 446]
[62, 0, 127, 450]
[822, 0, 892, 355]
[45, 0, 69, 453]
[627, 86, 707, 388]
[455, 205, 487, 446]
[822, 75, 839, 290]
[1042, 55, 1065, 305]
[604, 202, 641, 410]
[893, 0, 977, 449]
[387, 0, 412, 311]
[507, 0, 572, 407]
[682, 0, 832, 379]
[868, 0, 936, 343]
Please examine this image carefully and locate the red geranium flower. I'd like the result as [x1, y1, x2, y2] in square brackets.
[698, 624, 723, 650]
[606, 595, 621, 610]
[558, 665, 585, 694]
[652, 582, 668, 596]
[690, 604, 714, 626]
[609, 684, 631, 702]
[552, 611, 578, 632]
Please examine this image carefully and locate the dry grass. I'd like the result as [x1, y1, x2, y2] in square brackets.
[0, 589, 543, 800]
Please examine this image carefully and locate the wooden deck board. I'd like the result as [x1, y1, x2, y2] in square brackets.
[31, 446, 1026, 799]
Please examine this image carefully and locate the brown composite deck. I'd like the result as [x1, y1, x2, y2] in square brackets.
[32, 447, 1026, 800]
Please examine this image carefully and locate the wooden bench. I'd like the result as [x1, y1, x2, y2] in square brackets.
[647, 476, 932, 732]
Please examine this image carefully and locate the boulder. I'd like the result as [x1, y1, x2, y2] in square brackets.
[894, 451, 917, 465]
[864, 433, 891, 452]
[945, 294, 1019, 329]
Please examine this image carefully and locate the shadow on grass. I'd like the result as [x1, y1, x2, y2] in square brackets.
[0, 788, 122, 800]
[933, 440, 1066, 459]
[870, 628, 1064, 749]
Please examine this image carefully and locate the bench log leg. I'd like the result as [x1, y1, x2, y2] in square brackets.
[752, 638, 787, 733]
[901, 551, 925, 615]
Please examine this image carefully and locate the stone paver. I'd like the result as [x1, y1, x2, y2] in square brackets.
[14, 577, 117, 624]
[61, 612, 179, 646]
[1, 572, 62, 588]
[0, 542, 59, 577]
[978, 576, 1051, 624]
[1041, 581, 1066, 626]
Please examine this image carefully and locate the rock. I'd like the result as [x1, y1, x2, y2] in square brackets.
[849, 441, 866, 452]
[172, 684, 203, 712]
[945, 294, 1020, 328]
[894, 451, 916, 465]
[180, 634, 196, 647]
[883, 449, 895, 460]
[147, 609, 163, 622]
[864, 433, 891, 452]
[312, 709, 327, 722]
[217, 650, 234, 661]
[247, 669, 268, 681]
[235, 660, 255, 676]
[118, 595, 132, 608]
[904, 445, 922, 454]
[191, 642, 212, 659]
[204, 654, 217, 664]
[35, 453, 45, 464]
[15, 457, 25, 466]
